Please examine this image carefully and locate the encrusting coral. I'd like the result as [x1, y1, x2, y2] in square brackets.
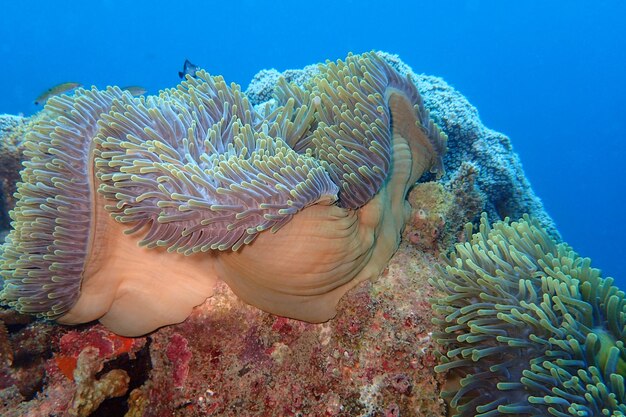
[430, 214, 626, 417]
[0, 51, 447, 336]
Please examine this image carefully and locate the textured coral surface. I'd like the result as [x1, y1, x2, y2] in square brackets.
[143, 243, 445, 417]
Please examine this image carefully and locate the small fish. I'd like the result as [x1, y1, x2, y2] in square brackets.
[121, 86, 147, 96]
[178, 59, 199, 79]
[34, 82, 82, 105]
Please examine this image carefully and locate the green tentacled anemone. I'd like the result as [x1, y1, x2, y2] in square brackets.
[0, 52, 446, 336]
[0, 87, 124, 317]
[95, 74, 337, 253]
[430, 214, 626, 417]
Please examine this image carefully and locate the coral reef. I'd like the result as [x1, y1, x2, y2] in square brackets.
[0, 51, 570, 416]
[431, 214, 626, 416]
[0, 240, 445, 417]
[0, 52, 446, 336]
[411, 77, 558, 239]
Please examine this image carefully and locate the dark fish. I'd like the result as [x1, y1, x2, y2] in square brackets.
[121, 86, 147, 96]
[34, 82, 82, 105]
[178, 59, 199, 79]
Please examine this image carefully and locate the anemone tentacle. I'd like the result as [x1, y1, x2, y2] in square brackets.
[0, 87, 124, 318]
[431, 214, 626, 417]
[264, 77, 320, 150]
[301, 51, 447, 208]
[95, 75, 338, 254]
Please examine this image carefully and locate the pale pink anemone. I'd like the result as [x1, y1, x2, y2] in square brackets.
[0, 52, 446, 336]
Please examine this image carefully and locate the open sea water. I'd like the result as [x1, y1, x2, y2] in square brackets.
[0, 0, 624, 284]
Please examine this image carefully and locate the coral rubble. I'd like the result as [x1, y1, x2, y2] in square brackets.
[68, 347, 130, 417]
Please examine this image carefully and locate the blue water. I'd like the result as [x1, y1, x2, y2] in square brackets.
[1, 0, 624, 283]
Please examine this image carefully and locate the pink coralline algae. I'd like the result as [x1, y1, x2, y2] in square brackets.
[165, 333, 192, 388]
[136, 242, 446, 417]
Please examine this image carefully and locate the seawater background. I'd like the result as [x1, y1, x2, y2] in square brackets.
[0, 0, 624, 283]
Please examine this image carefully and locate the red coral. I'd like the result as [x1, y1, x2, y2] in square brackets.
[165, 333, 192, 388]
[54, 325, 137, 381]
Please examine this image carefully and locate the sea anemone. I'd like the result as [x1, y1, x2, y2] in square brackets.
[0, 88, 123, 319]
[430, 214, 626, 416]
[0, 52, 447, 336]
